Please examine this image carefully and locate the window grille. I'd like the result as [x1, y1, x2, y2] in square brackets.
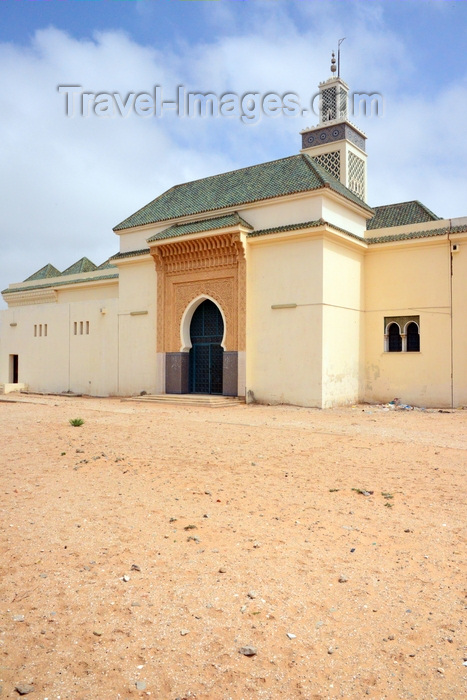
[314, 151, 341, 180]
[348, 152, 365, 199]
[321, 87, 337, 122]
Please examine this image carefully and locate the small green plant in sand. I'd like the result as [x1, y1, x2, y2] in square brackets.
[69, 418, 85, 427]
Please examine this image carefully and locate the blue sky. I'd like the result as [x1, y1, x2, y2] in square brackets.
[1, 0, 467, 301]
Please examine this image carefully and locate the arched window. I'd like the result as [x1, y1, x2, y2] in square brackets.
[406, 322, 420, 352]
[388, 323, 402, 352]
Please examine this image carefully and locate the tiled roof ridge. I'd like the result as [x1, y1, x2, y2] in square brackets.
[367, 224, 467, 245]
[249, 218, 365, 243]
[366, 200, 441, 230]
[61, 256, 97, 276]
[371, 199, 440, 216]
[2, 273, 119, 296]
[169, 153, 302, 190]
[110, 248, 151, 260]
[113, 153, 372, 233]
[23, 263, 62, 282]
[147, 212, 254, 242]
[249, 218, 325, 238]
[113, 155, 305, 232]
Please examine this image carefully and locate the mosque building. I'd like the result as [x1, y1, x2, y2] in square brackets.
[2, 56, 466, 408]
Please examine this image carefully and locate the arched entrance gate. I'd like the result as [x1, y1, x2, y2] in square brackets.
[189, 299, 224, 394]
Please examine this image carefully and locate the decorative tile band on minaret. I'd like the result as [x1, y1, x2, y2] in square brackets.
[300, 50, 368, 202]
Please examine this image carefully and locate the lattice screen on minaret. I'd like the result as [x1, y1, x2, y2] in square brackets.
[348, 152, 365, 199]
[339, 89, 348, 120]
[313, 151, 341, 180]
[321, 87, 337, 122]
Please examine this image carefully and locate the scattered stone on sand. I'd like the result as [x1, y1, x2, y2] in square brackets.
[239, 646, 257, 656]
[338, 575, 349, 583]
[15, 684, 35, 695]
[122, 574, 130, 582]
[13, 615, 25, 622]
[287, 633, 296, 639]
[218, 567, 226, 573]
[131, 564, 141, 571]
[247, 590, 257, 599]
[180, 629, 189, 636]
[135, 680, 147, 690]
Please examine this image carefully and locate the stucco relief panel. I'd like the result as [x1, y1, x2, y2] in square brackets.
[152, 232, 246, 354]
[170, 274, 237, 352]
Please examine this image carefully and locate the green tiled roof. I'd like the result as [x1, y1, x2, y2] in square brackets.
[249, 218, 365, 243]
[110, 248, 150, 261]
[249, 219, 326, 238]
[114, 154, 372, 232]
[367, 200, 440, 230]
[61, 257, 97, 276]
[367, 224, 467, 245]
[24, 263, 61, 282]
[147, 213, 253, 242]
[2, 273, 118, 296]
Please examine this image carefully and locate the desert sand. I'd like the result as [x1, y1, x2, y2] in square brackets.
[1, 394, 466, 699]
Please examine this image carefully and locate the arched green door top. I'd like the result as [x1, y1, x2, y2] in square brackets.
[189, 300, 224, 394]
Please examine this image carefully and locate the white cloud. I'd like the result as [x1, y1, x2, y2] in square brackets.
[0, 5, 466, 306]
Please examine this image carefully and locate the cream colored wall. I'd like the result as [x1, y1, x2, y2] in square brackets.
[320, 197, 367, 236]
[364, 239, 452, 407]
[116, 259, 159, 395]
[68, 298, 119, 395]
[364, 218, 448, 240]
[57, 284, 117, 304]
[0, 294, 119, 395]
[246, 235, 324, 407]
[0, 302, 70, 393]
[321, 239, 364, 406]
[451, 235, 467, 407]
[239, 195, 323, 231]
[117, 226, 164, 253]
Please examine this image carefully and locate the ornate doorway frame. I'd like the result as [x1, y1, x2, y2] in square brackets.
[149, 223, 247, 396]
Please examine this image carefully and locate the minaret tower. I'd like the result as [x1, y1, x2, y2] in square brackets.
[300, 50, 368, 202]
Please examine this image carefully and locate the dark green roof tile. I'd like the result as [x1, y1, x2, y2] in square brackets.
[114, 154, 372, 232]
[147, 213, 253, 242]
[2, 273, 118, 296]
[249, 219, 326, 238]
[367, 200, 440, 230]
[367, 224, 467, 245]
[249, 218, 365, 243]
[110, 248, 150, 260]
[61, 257, 97, 276]
[24, 263, 61, 282]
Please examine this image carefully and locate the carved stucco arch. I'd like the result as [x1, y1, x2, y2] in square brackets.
[180, 294, 227, 352]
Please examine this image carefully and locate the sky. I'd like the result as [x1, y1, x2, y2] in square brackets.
[1, 0, 467, 305]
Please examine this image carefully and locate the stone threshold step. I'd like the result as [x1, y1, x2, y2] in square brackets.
[126, 394, 244, 407]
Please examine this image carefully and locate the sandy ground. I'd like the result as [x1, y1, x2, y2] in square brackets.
[0, 394, 466, 700]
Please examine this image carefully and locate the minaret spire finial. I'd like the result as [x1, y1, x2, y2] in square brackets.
[337, 37, 346, 78]
[330, 51, 337, 75]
